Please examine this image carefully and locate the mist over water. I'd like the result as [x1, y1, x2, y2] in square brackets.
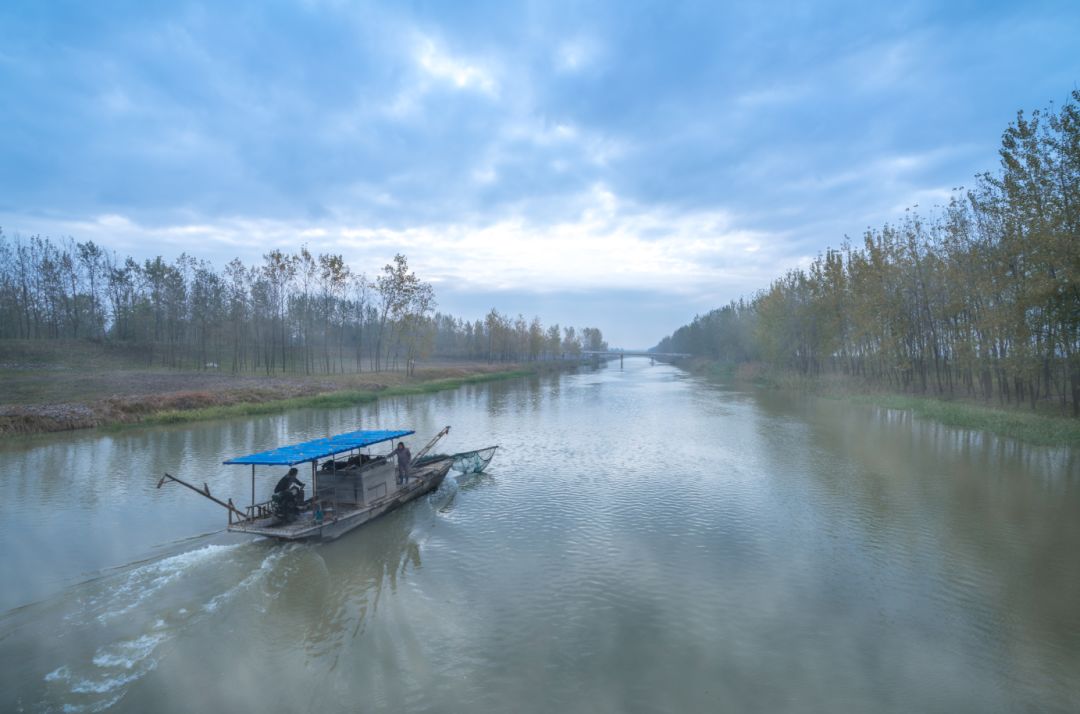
[1, 361, 1078, 713]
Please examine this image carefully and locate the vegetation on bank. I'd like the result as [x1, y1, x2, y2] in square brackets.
[0, 234, 611, 434]
[0, 241, 608, 375]
[657, 91, 1080, 420]
[681, 358, 1080, 447]
[0, 357, 564, 436]
[113, 368, 541, 430]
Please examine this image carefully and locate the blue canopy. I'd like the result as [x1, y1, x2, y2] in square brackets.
[223, 429, 414, 466]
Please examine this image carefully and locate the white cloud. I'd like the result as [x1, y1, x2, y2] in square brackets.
[478, 119, 628, 181]
[841, 36, 926, 93]
[472, 165, 498, 184]
[96, 214, 137, 230]
[888, 186, 954, 214]
[381, 35, 499, 118]
[506, 121, 578, 145]
[0, 185, 788, 298]
[554, 39, 600, 72]
[415, 37, 497, 94]
[785, 147, 968, 192]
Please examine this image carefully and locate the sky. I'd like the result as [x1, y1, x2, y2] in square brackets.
[1, 1, 1078, 348]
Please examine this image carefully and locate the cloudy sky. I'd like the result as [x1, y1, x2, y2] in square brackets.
[1, 1, 1078, 347]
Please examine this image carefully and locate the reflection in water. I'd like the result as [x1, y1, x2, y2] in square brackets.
[749, 392, 1080, 711]
[1, 361, 1079, 713]
[2, 506, 434, 713]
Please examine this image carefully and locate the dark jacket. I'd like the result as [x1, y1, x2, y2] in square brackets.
[396, 446, 412, 473]
[275, 472, 304, 494]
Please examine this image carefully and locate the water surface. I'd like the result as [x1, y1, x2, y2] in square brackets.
[1, 360, 1078, 712]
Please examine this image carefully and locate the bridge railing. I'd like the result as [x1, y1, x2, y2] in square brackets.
[581, 350, 690, 358]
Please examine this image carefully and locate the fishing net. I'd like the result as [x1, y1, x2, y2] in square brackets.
[452, 446, 498, 474]
[415, 446, 498, 474]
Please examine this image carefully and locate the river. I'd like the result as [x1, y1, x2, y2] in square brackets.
[1, 359, 1077, 713]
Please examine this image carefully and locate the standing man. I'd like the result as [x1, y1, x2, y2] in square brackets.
[394, 442, 412, 485]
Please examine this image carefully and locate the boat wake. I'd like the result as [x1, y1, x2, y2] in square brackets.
[34, 542, 292, 713]
[80, 543, 240, 625]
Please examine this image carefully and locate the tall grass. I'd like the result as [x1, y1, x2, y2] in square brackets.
[844, 393, 1080, 448]
[682, 358, 1079, 448]
[107, 369, 538, 430]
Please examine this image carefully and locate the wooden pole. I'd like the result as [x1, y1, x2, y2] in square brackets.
[414, 425, 451, 461]
[158, 472, 249, 522]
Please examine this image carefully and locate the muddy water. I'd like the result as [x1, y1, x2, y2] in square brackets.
[1, 360, 1078, 713]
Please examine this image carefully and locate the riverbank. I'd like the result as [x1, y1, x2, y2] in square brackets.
[680, 358, 1080, 448]
[0, 345, 572, 435]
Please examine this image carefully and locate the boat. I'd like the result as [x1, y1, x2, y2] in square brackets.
[158, 426, 497, 542]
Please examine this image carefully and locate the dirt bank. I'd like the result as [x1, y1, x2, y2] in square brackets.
[0, 361, 558, 436]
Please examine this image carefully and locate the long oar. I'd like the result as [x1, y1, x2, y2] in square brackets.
[158, 472, 249, 522]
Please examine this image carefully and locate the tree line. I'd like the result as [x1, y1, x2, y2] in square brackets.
[0, 239, 607, 374]
[655, 91, 1080, 416]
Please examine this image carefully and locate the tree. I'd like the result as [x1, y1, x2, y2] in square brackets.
[262, 249, 297, 373]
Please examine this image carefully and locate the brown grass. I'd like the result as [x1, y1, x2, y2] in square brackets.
[0, 349, 567, 436]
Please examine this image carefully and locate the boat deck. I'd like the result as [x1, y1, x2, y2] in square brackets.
[227, 458, 452, 540]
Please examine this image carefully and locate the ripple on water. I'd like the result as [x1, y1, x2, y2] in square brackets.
[4, 362, 1080, 713]
[34, 542, 292, 712]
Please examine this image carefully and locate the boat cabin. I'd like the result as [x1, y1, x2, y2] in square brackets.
[223, 428, 413, 524]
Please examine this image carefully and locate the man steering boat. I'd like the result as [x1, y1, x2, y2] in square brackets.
[272, 467, 306, 522]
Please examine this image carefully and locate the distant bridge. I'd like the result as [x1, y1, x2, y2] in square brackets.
[582, 350, 689, 366]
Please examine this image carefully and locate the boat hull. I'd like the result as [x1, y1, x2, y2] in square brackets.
[227, 458, 453, 541]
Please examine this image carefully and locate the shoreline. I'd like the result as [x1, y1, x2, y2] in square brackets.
[678, 358, 1080, 449]
[0, 361, 574, 437]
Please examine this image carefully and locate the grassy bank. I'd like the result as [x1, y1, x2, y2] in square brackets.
[680, 358, 1080, 448]
[0, 340, 573, 435]
[126, 369, 537, 429]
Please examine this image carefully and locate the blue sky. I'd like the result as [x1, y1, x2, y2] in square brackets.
[1, 1, 1078, 347]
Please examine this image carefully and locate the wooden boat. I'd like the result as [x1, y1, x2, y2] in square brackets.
[158, 426, 494, 542]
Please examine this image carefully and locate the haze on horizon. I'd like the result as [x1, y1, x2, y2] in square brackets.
[1, 0, 1078, 348]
